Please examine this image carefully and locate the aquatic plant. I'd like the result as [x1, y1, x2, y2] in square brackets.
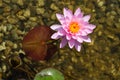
[34, 68, 64, 80]
[51, 8, 96, 51]
[22, 26, 57, 61]
[22, 8, 96, 61]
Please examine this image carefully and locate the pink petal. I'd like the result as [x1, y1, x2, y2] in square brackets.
[56, 13, 65, 24]
[81, 31, 87, 36]
[50, 24, 62, 31]
[56, 13, 64, 20]
[79, 30, 87, 36]
[65, 16, 71, 24]
[63, 26, 70, 33]
[82, 36, 91, 42]
[72, 35, 77, 39]
[51, 33, 61, 39]
[77, 36, 83, 43]
[75, 42, 81, 52]
[66, 34, 71, 40]
[63, 8, 73, 19]
[74, 8, 83, 18]
[87, 24, 96, 30]
[83, 15, 91, 22]
[77, 12, 83, 18]
[58, 28, 66, 36]
[60, 37, 67, 48]
[84, 29, 93, 34]
[74, 8, 81, 16]
[68, 39, 75, 48]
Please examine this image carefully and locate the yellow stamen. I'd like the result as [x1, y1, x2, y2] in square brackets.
[69, 22, 80, 33]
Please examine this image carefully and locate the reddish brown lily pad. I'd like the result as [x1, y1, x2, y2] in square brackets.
[22, 26, 56, 61]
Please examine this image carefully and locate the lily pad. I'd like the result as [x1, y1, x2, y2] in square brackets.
[34, 68, 64, 80]
[22, 26, 57, 61]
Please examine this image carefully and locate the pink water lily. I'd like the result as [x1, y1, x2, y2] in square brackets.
[50, 8, 96, 51]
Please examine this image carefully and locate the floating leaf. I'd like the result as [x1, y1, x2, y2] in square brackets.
[34, 68, 64, 80]
[45, 44, 58, 60]
[22, 26, 56, 61]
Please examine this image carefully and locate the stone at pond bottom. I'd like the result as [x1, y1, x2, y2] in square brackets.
[34, 68, 64, 80]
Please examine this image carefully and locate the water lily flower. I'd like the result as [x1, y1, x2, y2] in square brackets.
[50, 8, 96, 51]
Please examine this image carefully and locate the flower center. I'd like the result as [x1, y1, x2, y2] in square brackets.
[69, 22, 80, 33]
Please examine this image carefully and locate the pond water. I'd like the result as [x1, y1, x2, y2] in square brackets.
[0, 0, 120, 80]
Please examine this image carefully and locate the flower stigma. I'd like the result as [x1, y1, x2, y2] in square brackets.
[69, 22, 80, 34]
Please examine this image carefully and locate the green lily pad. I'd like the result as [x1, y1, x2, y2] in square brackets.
[34, 68, 64, 80]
